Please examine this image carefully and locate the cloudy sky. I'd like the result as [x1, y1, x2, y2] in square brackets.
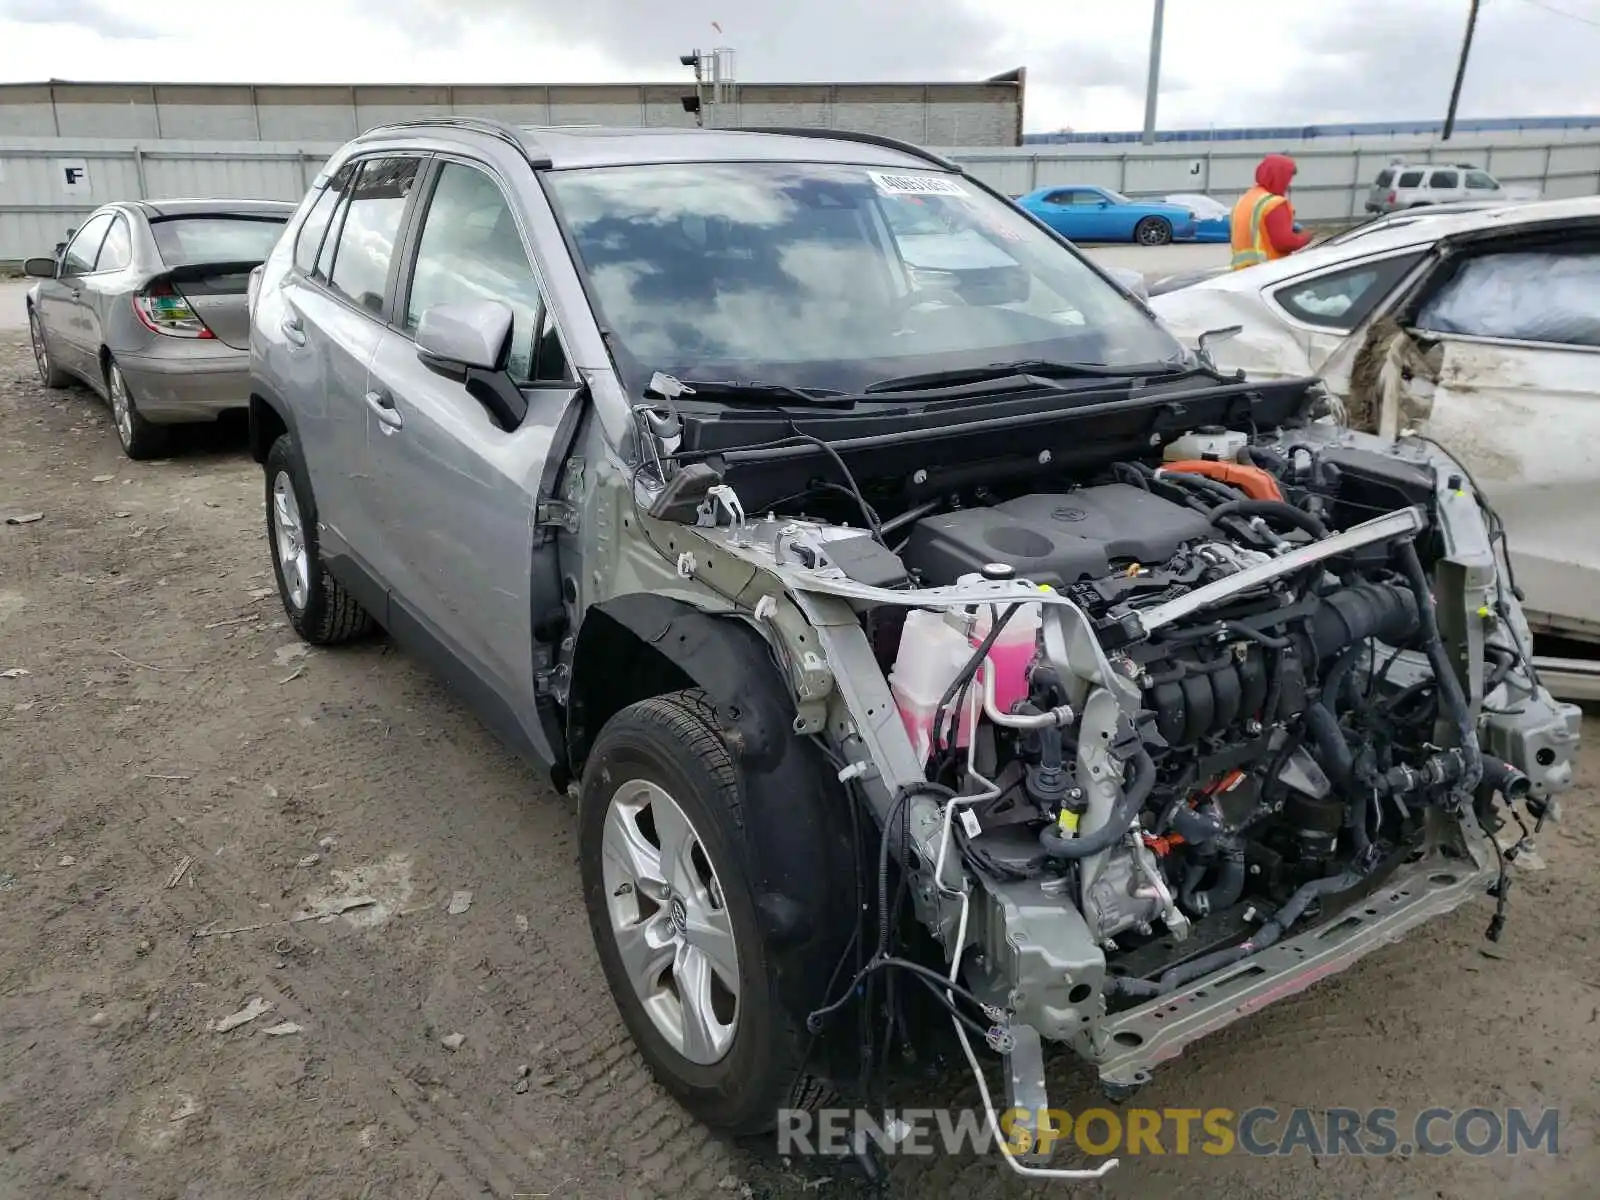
[1, 0, 1597, 132]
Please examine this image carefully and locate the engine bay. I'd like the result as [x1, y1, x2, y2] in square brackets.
[654, 393, 1579, 1159]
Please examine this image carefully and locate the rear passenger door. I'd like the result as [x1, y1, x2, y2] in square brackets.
[363, 157, 581, 763]
[1426, 169, 1464, 205]
[279, 155, 425, 573]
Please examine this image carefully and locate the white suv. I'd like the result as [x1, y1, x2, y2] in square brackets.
[1367, 162, 1507, 212]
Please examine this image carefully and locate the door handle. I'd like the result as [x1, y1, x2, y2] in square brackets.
[364, 389, 404, 430]
[281, 315, 306, 346]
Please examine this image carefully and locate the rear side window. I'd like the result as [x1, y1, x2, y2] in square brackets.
[1397, 170, 1425, 188]
[96, 216, 132, 271]
[60, 212, 113, 276]
[151, 216, 287, 268]
[1374, 169, 1395, 188]
[1428, 170, 1459, 190]
[294, 183, 343, 276]
[326, 156, 422, 315]
[1273, 252, 1425, 331]
[1465, 170, 1499, 191]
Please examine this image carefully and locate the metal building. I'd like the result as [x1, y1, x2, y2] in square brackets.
[0, 74, 1026, 147]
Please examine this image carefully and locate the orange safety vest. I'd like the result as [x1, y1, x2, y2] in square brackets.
[1229, 186, 1288, 270]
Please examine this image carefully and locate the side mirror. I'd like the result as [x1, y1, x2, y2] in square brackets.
[23, 257, 58, 279]
[1196, 324, 1244, 372]
[1097, 199, 1110, 208]
[416, 300, 513, 372]
[414, 300, 526, 431]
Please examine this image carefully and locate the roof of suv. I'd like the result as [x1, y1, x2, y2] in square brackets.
[351, 116, 961, 173]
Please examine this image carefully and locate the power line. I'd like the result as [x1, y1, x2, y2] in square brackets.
[1517, 0, 1600, 28]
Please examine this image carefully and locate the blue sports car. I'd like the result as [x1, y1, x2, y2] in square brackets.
[1015, 185, 1197, 245]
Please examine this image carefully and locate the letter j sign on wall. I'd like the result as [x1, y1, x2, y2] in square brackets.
[55, 160, 91, 196]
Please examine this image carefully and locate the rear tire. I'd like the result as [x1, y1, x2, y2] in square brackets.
[579, 689, 830, 1135]
[28, 309, 71, 389]
[107, 359, 169, 461]
[1134, 217, 1173, 246]
[265, 433, 374, 645]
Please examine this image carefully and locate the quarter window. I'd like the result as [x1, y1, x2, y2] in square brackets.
[1373, 169, 1395, 188]
[296, 168, 349, 277]
[1397, 170, 1425, 188]
[404, 161, 567, 383]
[326, 157, 421, 315]
[60, 213, 114, 276]
[96, 215, 132, 272]
[1272, 252, 1425, 331]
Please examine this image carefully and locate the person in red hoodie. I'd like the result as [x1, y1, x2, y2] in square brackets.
[1229, 153, 1312, 269]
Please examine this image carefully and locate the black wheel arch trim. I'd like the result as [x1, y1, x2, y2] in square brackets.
[248, 377, 303, 464]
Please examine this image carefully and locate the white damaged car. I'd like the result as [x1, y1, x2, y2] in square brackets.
[1149, 197, 1600, 683]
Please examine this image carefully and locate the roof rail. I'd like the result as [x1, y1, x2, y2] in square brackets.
[727, 126, 961, 172]
[355, 115, 552, 167]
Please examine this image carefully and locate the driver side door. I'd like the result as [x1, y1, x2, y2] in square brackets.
[363, 157, 582, 763]
[36, 211, 114, 380]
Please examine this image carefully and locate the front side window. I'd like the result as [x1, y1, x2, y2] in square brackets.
[1465, 171, 1499, 191]
[151, 215, 287, 268]
[60, 212, 114, 276]
[1273, 252, 1424, 330]
[404, 161, 557, 383]
[1415, 246, 1600, 348]
[96, 216, 132, 272]
[544, 161, 1183, 394]
[326, 156, 422, 315]
[1428, 171, 1460, 190]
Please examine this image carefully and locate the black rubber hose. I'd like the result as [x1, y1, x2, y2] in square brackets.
[931, 602, 1020, 757]
[1308, 582, 1419, 659]
[1478, 755, 1531, 804]
[1037, 748, 1157, 860]
[1396, 540, 1484, 798]
[1209, 499, 1330, 540]
[1179, 842, 1248, 917]
[1115, 868, 1366, 998]
[1159, 469, 1247, 506]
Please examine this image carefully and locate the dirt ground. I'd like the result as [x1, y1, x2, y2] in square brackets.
[1, 331, 1597, 1200]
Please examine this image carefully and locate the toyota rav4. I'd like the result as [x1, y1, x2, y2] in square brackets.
[247, 118, 1580, 1179]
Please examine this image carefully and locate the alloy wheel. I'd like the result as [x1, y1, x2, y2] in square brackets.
[28, 313, 50, 385]
[271, 471, 310, 611]
[109, 365, 135, 449]
[600, 778, 740, 1065]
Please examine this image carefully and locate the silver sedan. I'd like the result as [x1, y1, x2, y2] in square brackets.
[24, 199, 295, 459]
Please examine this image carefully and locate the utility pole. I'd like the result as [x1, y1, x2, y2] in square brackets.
[1442, 0, 1481, 142]
[1141, 0, 1166, 145]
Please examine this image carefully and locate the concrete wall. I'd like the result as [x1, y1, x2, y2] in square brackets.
[0, 80, 1023, 148]
[4, 130, 1599, 263]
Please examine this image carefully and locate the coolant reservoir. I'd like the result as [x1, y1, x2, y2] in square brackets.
[1163, 425, 1248, 464]
[889, 610, 977, 763]
[961, 574, 1044, 716]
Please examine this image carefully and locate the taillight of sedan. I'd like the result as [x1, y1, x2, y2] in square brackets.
[134, 281, 215, 339]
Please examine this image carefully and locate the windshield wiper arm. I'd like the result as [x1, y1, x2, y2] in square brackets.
[645, 377, 860, 408]
[862, 359, 1199, 394]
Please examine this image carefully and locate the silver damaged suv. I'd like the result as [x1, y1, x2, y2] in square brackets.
[248, 119, 1580, 1178]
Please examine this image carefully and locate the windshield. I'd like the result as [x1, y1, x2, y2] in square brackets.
[544, 162, 1183, 394]
[151, 215, 287, 268]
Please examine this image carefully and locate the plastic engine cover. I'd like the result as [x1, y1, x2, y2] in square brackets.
[902, 482, 1215, 586]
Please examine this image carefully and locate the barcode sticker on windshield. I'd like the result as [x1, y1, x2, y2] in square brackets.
[869, 171, 967, 197]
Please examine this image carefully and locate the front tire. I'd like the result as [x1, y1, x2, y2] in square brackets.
[265, 433, 373, 645]
[107, 359, 169, 460]
[1134, 216, 1173, 246]
[579, 689, 826, 1135]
